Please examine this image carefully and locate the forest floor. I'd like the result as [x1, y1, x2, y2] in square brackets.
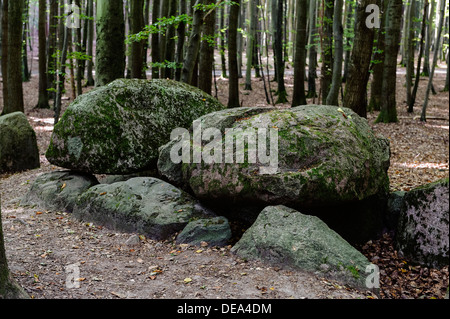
[0, 65, 448, 300]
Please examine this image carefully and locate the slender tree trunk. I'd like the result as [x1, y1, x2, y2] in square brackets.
[3, 0, 24, 115]
[164, 0, 178, 79]
[421, 0, 446, 121]
[0, 197, 29, 299]
[409, 0, 429, 112]
[130, 0, 145, 79]
[369, 0, 387, 112]
[228, 0, 241, 108]
[306, 0, 318, 99]
[291, 0, 307, 106]
[406, 0, 416, 107]
[95, 0, 125, 87]
[320, 0, 334, 103]
[342, 0, 354, 83]
[422, 0, 436, 76]
[326, 0, 344, 106]
[159, 0, 170, 77]
[376, 0, 403, 123]
[74, 0, 83, 96]
[1, 0, 8, 113]
[343, 0, 376, 118]
[21, 0, 30, 83]
[245, 0, 256, 91]
[151, 0, 161, 79]
[274, 0, 287, 103]
[86, 0, 95, 86]
[181, 0, 204, 84]
[175, 0, 187, 81]
[54, 24, 69, 125]
[36, 0, 49, 109]
[47, 0, 58, 96]
[199, 0, 217, 95]
[219, 5, 227, 78]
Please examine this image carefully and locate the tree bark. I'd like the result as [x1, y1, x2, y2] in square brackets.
[376, 0, 403, 123]
[199, 0, 217, 95]
[291, 0, 307, 106]
[320, 0, 334, 103]
[175, 0, 187, 81]
[95, 0, 125, 87]
[2, 0, 24, 115]
[421, 0, 446, 121]
[86, 0, 95, 86]
[326, 0, 344, 106]
[130, 0, 146, 79]
[1, 0, 8, 113]
[228, 0, 241, 108]
[369, 0, 387, 112]
[164, 0, 178, 79]
[306, 0, 318, 99]
[181, 0, 204, 84]
[409, 0, 429, 112]
[343, 0, 376, 118]
[244, 0, 256, 91]
[36, 0, 49, 109]
[405, 0, 416, 107]
[274, 0, 287, 103]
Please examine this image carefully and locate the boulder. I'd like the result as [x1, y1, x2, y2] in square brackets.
[73, 177, 199, 240]
[231, 205, 373, 288]
[21, 171, 99, 213]
[158, 105, 390, 207]
[0, 112, 40, 173]
[158, 105, 390, 243]
[396, 178, 449, 268]
[176, 216, 232, 247]
[46, 79, 225, 174]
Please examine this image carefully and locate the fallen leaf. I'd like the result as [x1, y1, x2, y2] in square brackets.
[184, 278, 192, 284]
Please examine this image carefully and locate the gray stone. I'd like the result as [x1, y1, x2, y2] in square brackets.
[158, 105, 390, 208]
[46, 79, 225, 174]
[0, 112, 40, 173]
[176, 216, 232, 247]
[231, 205, 373, 288]
[21, 171, 99, 213]
[73, 177, 198, 240]
[396, 178, 449, 268]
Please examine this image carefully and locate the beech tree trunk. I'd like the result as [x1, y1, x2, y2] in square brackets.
[3, 0, 24, 115]
[36, 0, 49, 109]
[376, 0, 403, 123]
[291, 0, 307, 106]
[228, 0, 241, 108]
[95, 0, 125, 87]
[343, 0, 376, 118]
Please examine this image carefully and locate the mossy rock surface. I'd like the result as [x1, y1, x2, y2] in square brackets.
[158, 105, 390, 208]
[396, 178, 449, 268]
[231, 205, 372, 288]
[73, 177, 198, 240]
[21, 171, 99, 213]
[0, 112, 40, 173]
[46, 79, 225, 174]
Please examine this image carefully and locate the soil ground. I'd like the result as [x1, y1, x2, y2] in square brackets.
[0, 63, 448, 300]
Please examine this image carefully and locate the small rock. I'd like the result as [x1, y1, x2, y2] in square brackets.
[125, 234, 141, 246]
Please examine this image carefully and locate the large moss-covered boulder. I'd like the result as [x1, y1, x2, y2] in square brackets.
[46, 79, 225, 174]
[232, 206, 373, 288]
[73, 177, 199, 240]
[158, 105, 390, 209]
[0, 112, 40, 173]
[21, 171, 99, 213]
[396, 178, 449, 268]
